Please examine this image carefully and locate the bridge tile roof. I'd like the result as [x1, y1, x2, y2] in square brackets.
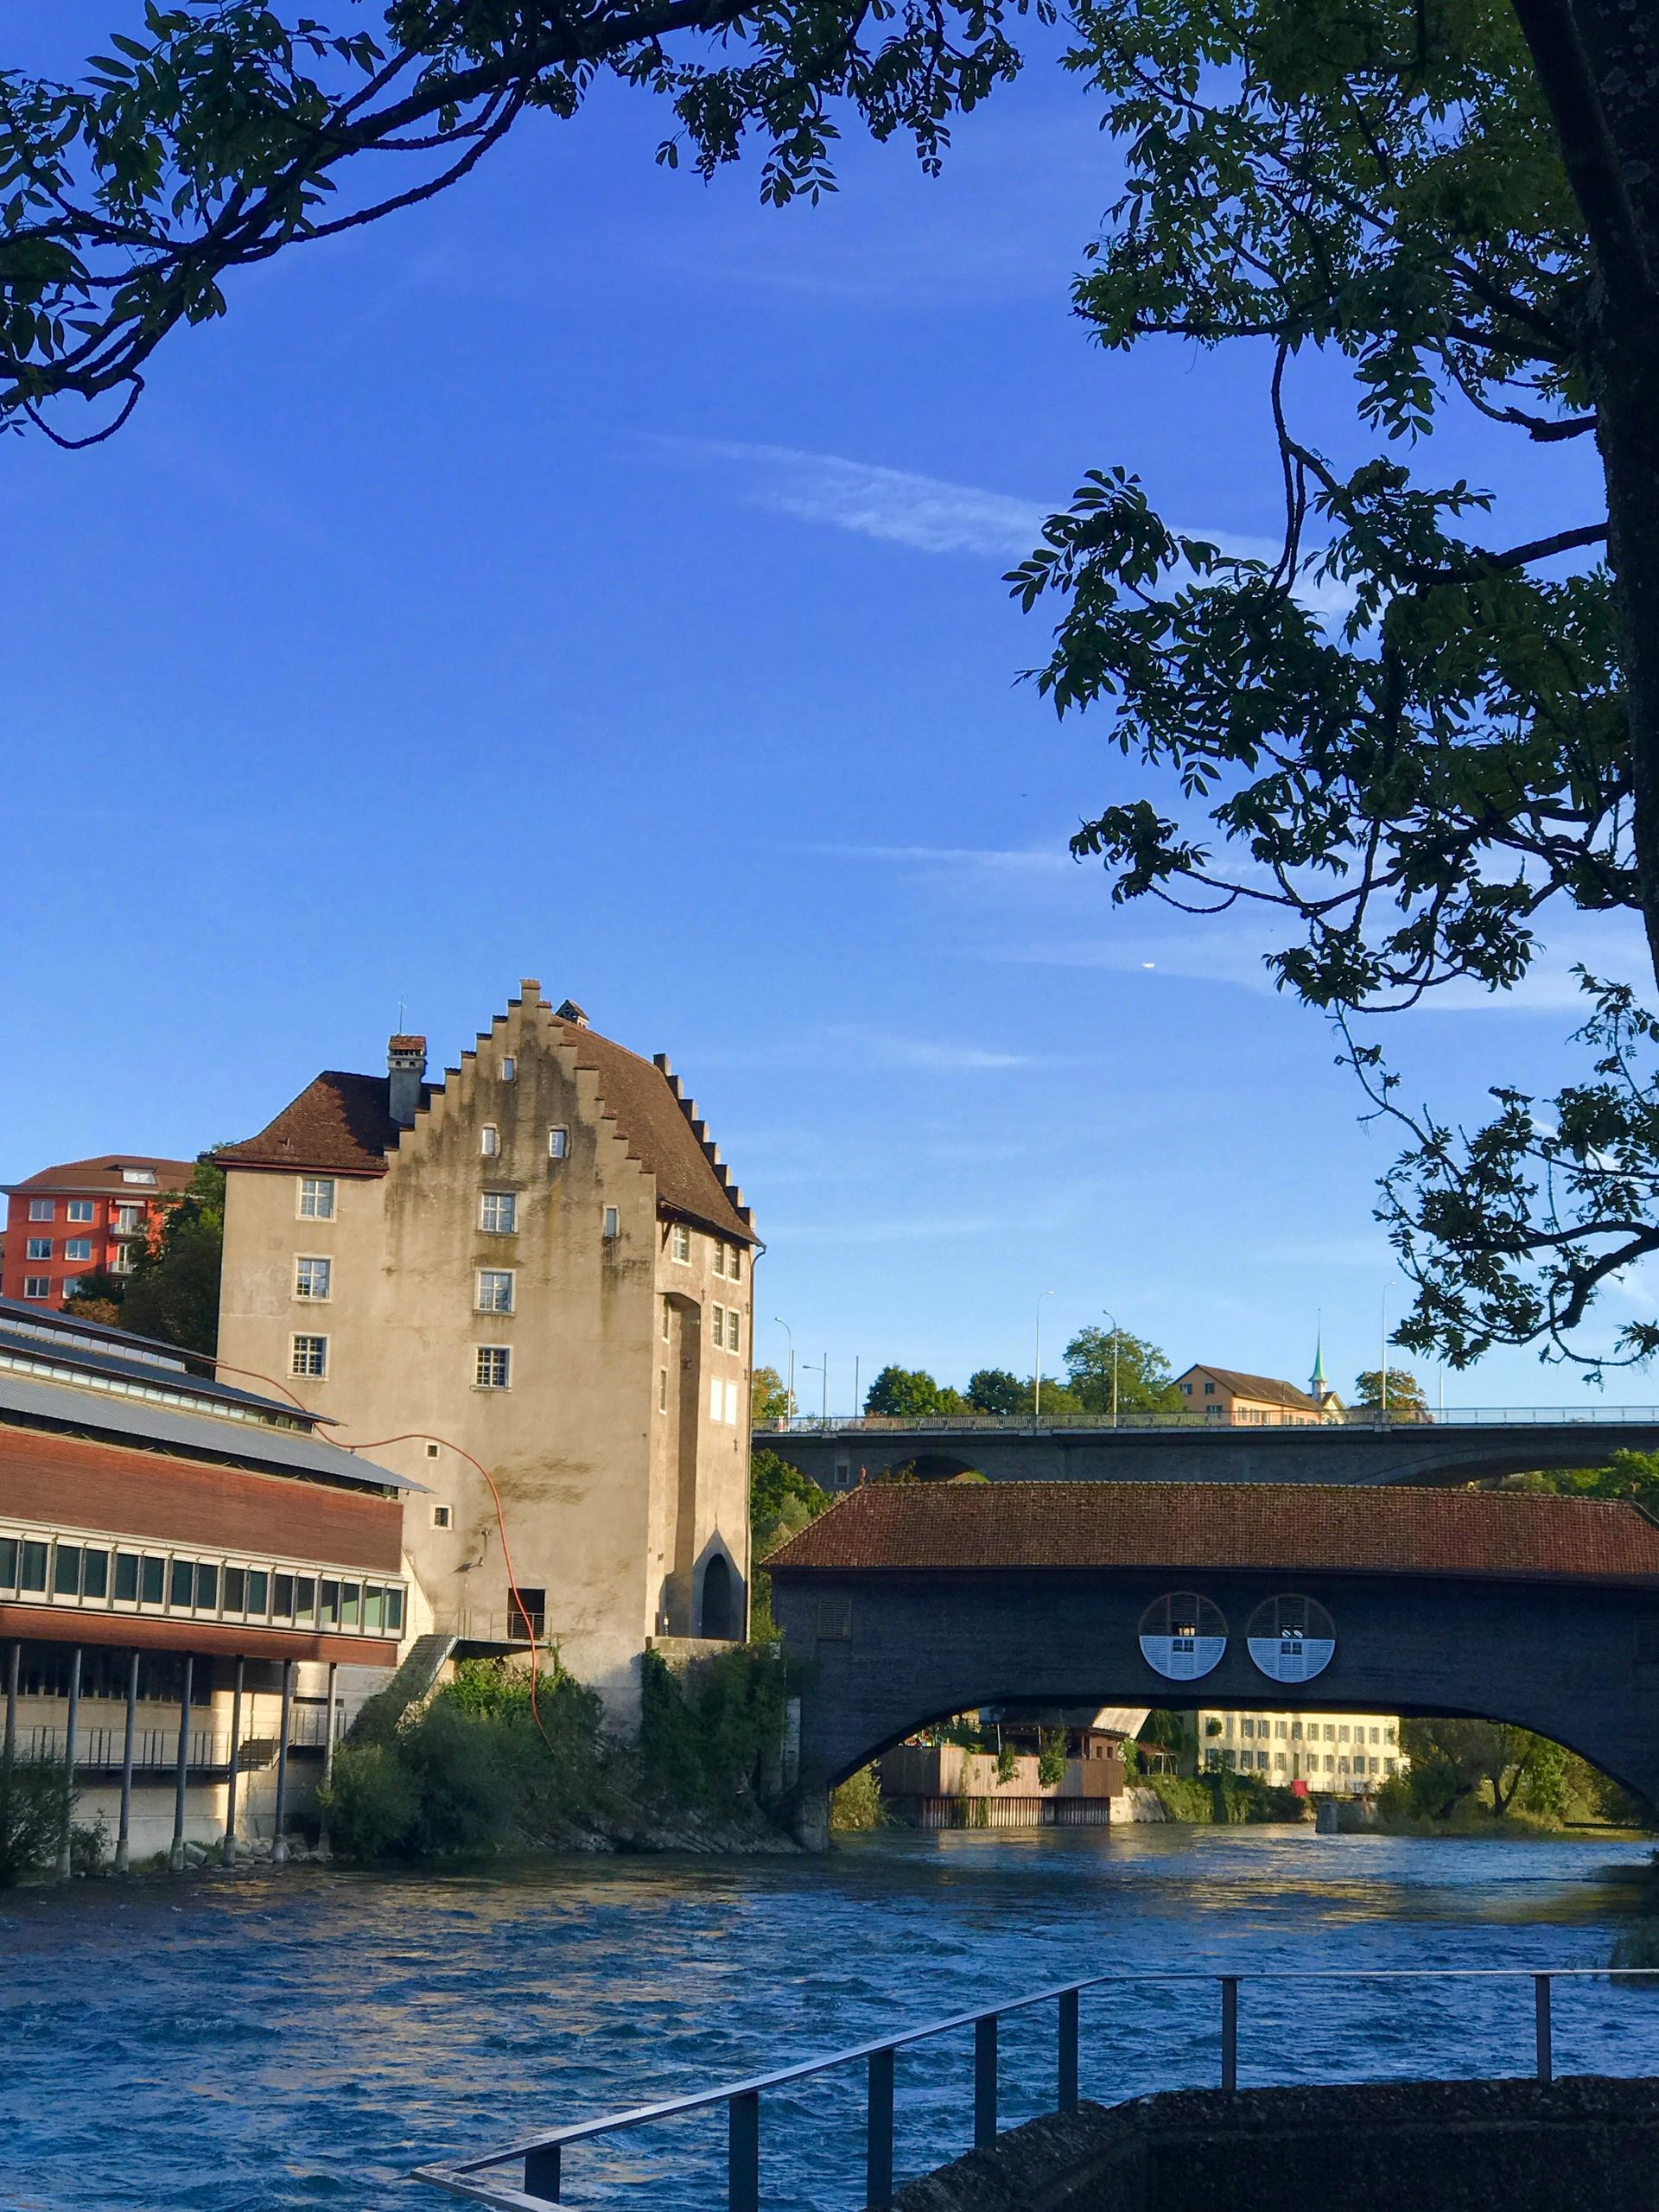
[762, 1481, 1659, 1585]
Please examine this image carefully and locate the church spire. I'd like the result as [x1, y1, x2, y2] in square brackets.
[1310, 1320, 1329, 1402]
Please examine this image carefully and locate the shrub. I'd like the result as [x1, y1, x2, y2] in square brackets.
[830, 1766, 884, 1830]
[995, 1738, 1018, 1785]
[638, 1645, 787, 1811]
[0, 1756, 74, 1885]
[322, 1744, 421, 1858]
[1610, 1921, 1659, 1981]
[1037, 1729, 1067, 1788]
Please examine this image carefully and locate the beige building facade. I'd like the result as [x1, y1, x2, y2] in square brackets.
[215, 980, 756, 1711]
[1174, 1361, 1344, 1427]
[1196, 1707, 1405, 1792]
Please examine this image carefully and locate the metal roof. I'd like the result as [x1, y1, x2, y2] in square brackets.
[0, 1368, 423, 1495]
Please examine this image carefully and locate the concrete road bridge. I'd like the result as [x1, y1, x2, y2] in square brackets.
[755, 1408, 1659, 1491]
[764, 1479, 1659, 1846]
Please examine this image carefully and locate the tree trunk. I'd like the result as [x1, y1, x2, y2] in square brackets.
[1511, 0, 1659, 989]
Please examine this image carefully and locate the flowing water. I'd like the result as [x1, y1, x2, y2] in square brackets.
[5, 1825, 1659, 2212]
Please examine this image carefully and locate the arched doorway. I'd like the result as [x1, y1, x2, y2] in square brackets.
[701, 1553, 735, 1640]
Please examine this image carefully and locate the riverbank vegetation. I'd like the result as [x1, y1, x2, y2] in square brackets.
[0, 1755, 105, 1885]
[323, 1649, 791, 1860]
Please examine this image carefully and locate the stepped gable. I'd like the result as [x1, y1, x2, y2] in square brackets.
[545, 1007, 751, 1243]
[763, 1480, 1659, 1586]
[219, 993, 753, 1243]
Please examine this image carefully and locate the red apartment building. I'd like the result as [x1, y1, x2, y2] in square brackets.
[1, 1155, 196, 1308]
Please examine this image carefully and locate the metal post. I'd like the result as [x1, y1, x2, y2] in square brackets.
[3, 1638, 18, 1780]
[169, 1654, 194, 1870]
[867, 2045, 894, 2210]
[222, 1656, 245, 1868]
[1220, 1977, 1239, 2092]
[116, 1649, 138, 1873]
[270, 1659, 294, 1864]
[728, 2091, 760, 2212]
[1058, 1986, 1080, 2113]
[1535, 1973, 1554, 2085]
[55, 1645, 82, 1879]
[974, 2013, 998, 2149]
[523, 2146, 561, 2204]
[317, 1658, 339, 1858]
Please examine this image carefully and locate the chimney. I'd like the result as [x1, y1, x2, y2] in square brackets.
[387, 1033, 427, 1127]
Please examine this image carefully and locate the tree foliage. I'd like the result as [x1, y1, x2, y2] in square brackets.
[751, 1364, 791, 1422]
[0, 0, 1046, 445]
[1063, 1323, 1183, 1413]
[120, 1154, 226, 1355]
[966, 1365, 1027, 1414]
[1007, 0, 1659, 1371]
[1351, 1364, 1427, 1411]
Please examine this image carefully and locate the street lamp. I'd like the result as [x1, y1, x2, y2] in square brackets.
[1033, 1291, 1054, 1421]
[802, 1357, 829, 1425]
[773, 1318, 795, 1421]
[1380, 1286, 1391, 1420]
[1101, 1307, 1121, 1429]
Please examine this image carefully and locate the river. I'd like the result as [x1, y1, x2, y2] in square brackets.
[6, 1826, 1659, 2212]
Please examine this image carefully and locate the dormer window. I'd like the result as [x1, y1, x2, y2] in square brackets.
[121, 1168, 157, 1185]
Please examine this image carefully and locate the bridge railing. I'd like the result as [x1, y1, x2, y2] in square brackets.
[755, 1408, 1659, 1434]
[411, 1965, 1659, 2212]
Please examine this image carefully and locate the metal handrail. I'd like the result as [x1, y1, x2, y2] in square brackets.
[413, 1964, 1659, 2212]
[757, 1408, 1659, 1433]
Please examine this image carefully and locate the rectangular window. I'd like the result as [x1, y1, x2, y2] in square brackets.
[290, 1333, 328, 1379]
[64, 1238, 92, 1262]
[385, 1587, 404, 1634]
[140, 1555, 165, 1605]
[711, 1305, 725, 1349]
[245, 1567, 269, 1616]
[709, 1376, 724, 1422]
[320, 1580, 340, 1629]
[20, 1540, 47, 1592]
[0, 1537, 17, 1592]
[169, 1557, 195, 1609]
[27, 1198, 52, 1221]
[113, 1203, 143, 1232]
[54, 1543, 82, 1597]
[602, 1205, 620, 1241]
[432, 1503, 452, 1530]
[662, 1304, 671, 1342]
[194, 1562, 219, 1610]
[122, 1168, 156, 1185]
[363, 1586, 385, 1632]
[500, 1056, 516, 1080]
[25, 1238, 50, 1260]
[114, 1551, 139, 1603]
[723, 1381, 739, 1424]
[271, 1573, 296, 1620]
[340, 1581, 361, 1630]
[21, 1277, 49, 1300]
[509, 1586, 546, 1641]
[713, 1243, 726, 1279]
[672, 1224, 691, 1264]
[295, 1255, 333, 1300]
[296, 1576, 316, 1624]
[476, 1268, 514, 1313]
[67, 1200, 94, 1224]
[480, 1124, 500, 1156]
[475, 1345, 511, 1389]
[548, 1126, 569, 1160]
[110, 1248, 135, 1276]
[82, 1548, 109, 1600]
[480, 1191, 518, 1235]
[299, 1176, 336, 1220]
[728, 1246, 742, 1283]
[658, 1369, 668, 1413]
[224, 1566, 246, 1613]
[60, 1278, 82, 1303]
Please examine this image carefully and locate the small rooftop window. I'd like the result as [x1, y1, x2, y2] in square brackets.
[121, 1168, 157, 1185]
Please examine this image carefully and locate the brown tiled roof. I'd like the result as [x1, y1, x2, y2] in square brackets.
[218, 1010, 752, 1240]
[763, 1481, 1659, 1586]
[1184, 1366, 1322, 1413]
[4, 1155, 198, 1197]
[217, 1072, 427, 1177]
[549, 1017, 750, 1242]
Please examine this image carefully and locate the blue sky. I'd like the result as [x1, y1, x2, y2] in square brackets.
[1, 13, 1633, 1408]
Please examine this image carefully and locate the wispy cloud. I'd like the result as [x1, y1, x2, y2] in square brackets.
[807, 842, 1071, 877]
[696, 1025, 1043, 1074]
[652, 437, 1354, 612]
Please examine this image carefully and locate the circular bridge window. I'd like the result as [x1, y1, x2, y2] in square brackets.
[1246, 1594, 1335, 1683]
[1138, 1592, 1227, 1681]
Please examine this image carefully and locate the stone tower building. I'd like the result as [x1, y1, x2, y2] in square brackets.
[215, 980, 756, 1708]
